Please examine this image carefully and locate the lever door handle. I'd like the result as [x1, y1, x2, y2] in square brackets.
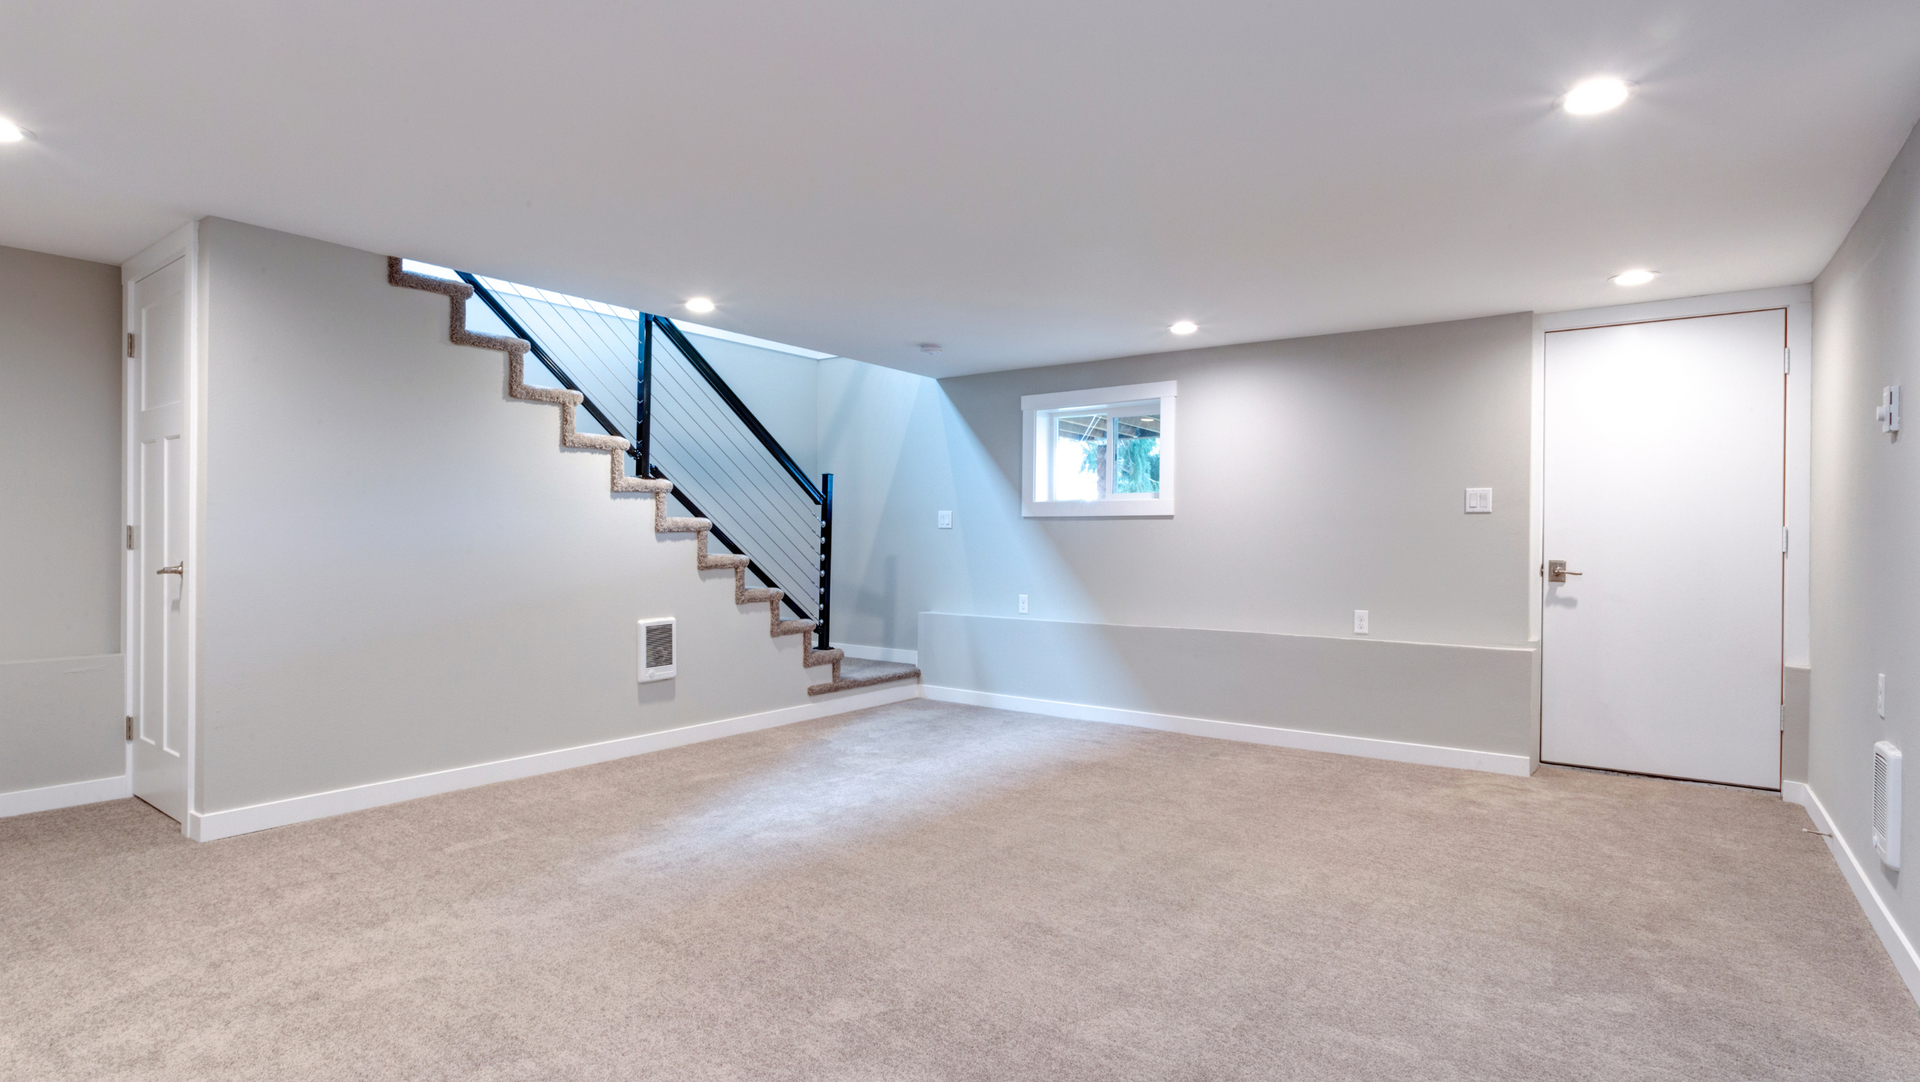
[1546, 560, 1582, 583]
[156, 562, 184, 576]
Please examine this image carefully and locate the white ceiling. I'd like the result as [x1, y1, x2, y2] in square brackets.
[4, 2, 1919, 377]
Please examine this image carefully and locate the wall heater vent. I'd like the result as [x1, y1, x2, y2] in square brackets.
[1873, 740, 1902, 869]
[640, 618, 676, 683]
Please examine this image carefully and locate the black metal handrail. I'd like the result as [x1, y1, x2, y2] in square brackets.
[461, 272, 632, 446]
[817, 472, 833, 647]
[647, 317, 825, 505]
[646, 465, 814, 624]
[458, 270, 833, 647]
[638, 314, 836, 647]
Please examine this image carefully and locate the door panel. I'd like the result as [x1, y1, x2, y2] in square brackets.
[131, 256, 190, 822]
[1541, 310, 1785, 789]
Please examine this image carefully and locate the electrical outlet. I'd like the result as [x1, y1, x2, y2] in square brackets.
[1018, 594, 1029, 614]
[938, 510, 952, 529]
[1354, 610, 1369, 635]
[1879, 673, 1887, 718]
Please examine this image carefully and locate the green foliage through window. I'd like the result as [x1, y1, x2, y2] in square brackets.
[1116, 437, 1160, 493]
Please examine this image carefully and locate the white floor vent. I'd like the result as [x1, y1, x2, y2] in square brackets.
[1873, 740, 1901, 869]
[640, 618, 676, 683]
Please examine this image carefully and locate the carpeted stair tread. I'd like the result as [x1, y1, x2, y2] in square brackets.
[388, 257, 839, 695]
[809, 658, 921, 695]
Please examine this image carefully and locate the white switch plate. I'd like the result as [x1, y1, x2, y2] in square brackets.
[1018, 594, 1029, 614]
[1464, 488, 1492, 514]
[1879, 673, 1887, 718]
[1353, 610, 1369, 634]
[938, 510, 952, 529]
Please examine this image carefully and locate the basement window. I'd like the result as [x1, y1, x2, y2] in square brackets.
[1022, 381, 1176, 517]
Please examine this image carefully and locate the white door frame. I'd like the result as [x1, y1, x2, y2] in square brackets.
[1528, 284, 1814, 768]
[123, 221, 201, 835]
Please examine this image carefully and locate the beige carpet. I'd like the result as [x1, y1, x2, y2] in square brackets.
[4, 699, 1917, 1080]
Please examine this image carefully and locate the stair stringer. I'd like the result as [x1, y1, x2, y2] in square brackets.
[385, 258, 914, 694]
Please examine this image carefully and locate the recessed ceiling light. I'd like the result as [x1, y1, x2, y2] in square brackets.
[684, 297, 715, 314]
[0, 117, 31, 143]
[1169, 320, 1198, 335]
[1610, 269, 1658, 287]
[1563, 77, 1631, 115]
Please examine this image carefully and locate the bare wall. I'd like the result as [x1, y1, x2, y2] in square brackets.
[195, 220, 829, 815]
[0, 244, 125, 796]
[821, 313, 1534, 652]
[1810, 117, 1920, 964]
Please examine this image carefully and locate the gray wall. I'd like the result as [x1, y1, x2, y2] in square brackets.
[821, 313, 1535, 652]
[819, 314, 1533, 758]
[0, 245, 126, 796]
[920, 614, 1536, 759]
[1810, 118, 1920, 952]
[194, 220, 827, 814]
[697, 334, 821, 478]
[1784, 666, 1810, 786]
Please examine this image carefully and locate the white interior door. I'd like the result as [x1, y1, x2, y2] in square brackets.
[1541, 309, 1785, 789]
[130, 254, 192, 822]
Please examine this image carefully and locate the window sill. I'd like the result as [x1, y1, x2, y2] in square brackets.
[1022, 497, 1176, 519]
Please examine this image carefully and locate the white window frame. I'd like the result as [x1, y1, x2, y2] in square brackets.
[1021, 381, 1176, 518]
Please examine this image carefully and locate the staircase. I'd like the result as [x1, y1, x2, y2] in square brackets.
[387, 258, 918, 695]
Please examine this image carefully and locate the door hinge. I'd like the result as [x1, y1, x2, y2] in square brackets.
[126, 525, 136, 550]
[1779, 704, 1786, 732]
[1783, 347, 1791, 374]
[125, 715, 134, 741]
[127, 332, 136, 358]
[1782, 526, 1789, 554]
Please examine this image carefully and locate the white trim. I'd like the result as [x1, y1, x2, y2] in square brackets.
[1022, 382, 1177, 518]
[1528, 315, 1545, 644]
[123, 221, 202, 837]
[1783, 781, 1920, 1007]
[1020, 380, 1178, 412]
[922, 684, 1533, 777]
[837, 643, 920, 665]
[1537, 284, 1811, 333]
[0, 775, 132, 818]
[186, 683, 924, 842]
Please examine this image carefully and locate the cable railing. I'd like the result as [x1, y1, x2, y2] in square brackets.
[437, 265, 833, 645]
[645, 320, 824, 620]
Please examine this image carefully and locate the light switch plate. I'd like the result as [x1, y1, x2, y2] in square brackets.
[1018, 594, 1029, 614]
[938, 510, 952, 529]
[1465, 488, 1493, 514]
[1354, 610, 1369, 635]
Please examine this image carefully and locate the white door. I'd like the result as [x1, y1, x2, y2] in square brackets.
[130, 254, 192, 822]
[1541, 309, 1785, 789]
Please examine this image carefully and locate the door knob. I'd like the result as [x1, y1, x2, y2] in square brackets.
[1547, 559, 1582, 583]
[156, 562, 184, 576]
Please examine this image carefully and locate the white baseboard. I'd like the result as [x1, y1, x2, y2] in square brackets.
[922, 685, 1533, 777]
[189, 682, 923, 842]
[1783, 781, 1920, 1006]
[0, 773, 131, 818]
[836, 643, 919, 665]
